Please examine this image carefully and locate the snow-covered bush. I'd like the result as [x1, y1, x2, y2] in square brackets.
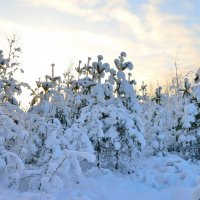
[179, 78, 191, 98]
[108, 52, 134, 97]
[19, 111, 95, 192]
[26, 71, 96, 191]
[29, 66, 70, 129]
[135, 154, 197, 189]
[175, 73, 200, 159]
[71, 102, 145, 172]
[138, 81, 148, 103]
[143, 100, 178, 156]
[0, 101, 33, 190]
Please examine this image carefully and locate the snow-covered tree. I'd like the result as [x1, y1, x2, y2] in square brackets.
[0, 37, 29, 106]
[175, 71, 200, 159]
[71, 102, 145, 172]
[66, 52, 146, 172]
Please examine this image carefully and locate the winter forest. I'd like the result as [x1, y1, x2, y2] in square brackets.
[0, 35, 200, 200]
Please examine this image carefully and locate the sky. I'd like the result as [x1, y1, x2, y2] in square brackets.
[0, 0, 200, 88]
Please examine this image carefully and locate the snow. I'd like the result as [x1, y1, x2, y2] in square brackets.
[182, 103, 198, 128]
[0, 176, 194, 200]
[193, 84, 200, 101]
[0, 178, 194, 200]
[0, 154, 199, 200]
[135, 155, 198, 189]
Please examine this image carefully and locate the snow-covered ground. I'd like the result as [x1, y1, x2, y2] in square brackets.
[1, 154, 199, 200]
[0, 172, 194, 200]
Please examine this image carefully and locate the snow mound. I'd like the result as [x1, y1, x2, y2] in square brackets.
[135, 154, 198, 189]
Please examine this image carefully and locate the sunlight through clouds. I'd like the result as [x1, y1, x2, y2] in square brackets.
[0, 0, 200, 87]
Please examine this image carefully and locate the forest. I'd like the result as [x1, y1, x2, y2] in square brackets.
[0, 36, 200, 199]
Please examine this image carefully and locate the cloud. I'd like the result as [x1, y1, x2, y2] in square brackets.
[2, 0, 200, 87]
[0, 17, 126, 81]
[19, 0, 127, 22]
[108, 1, 200, 71]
